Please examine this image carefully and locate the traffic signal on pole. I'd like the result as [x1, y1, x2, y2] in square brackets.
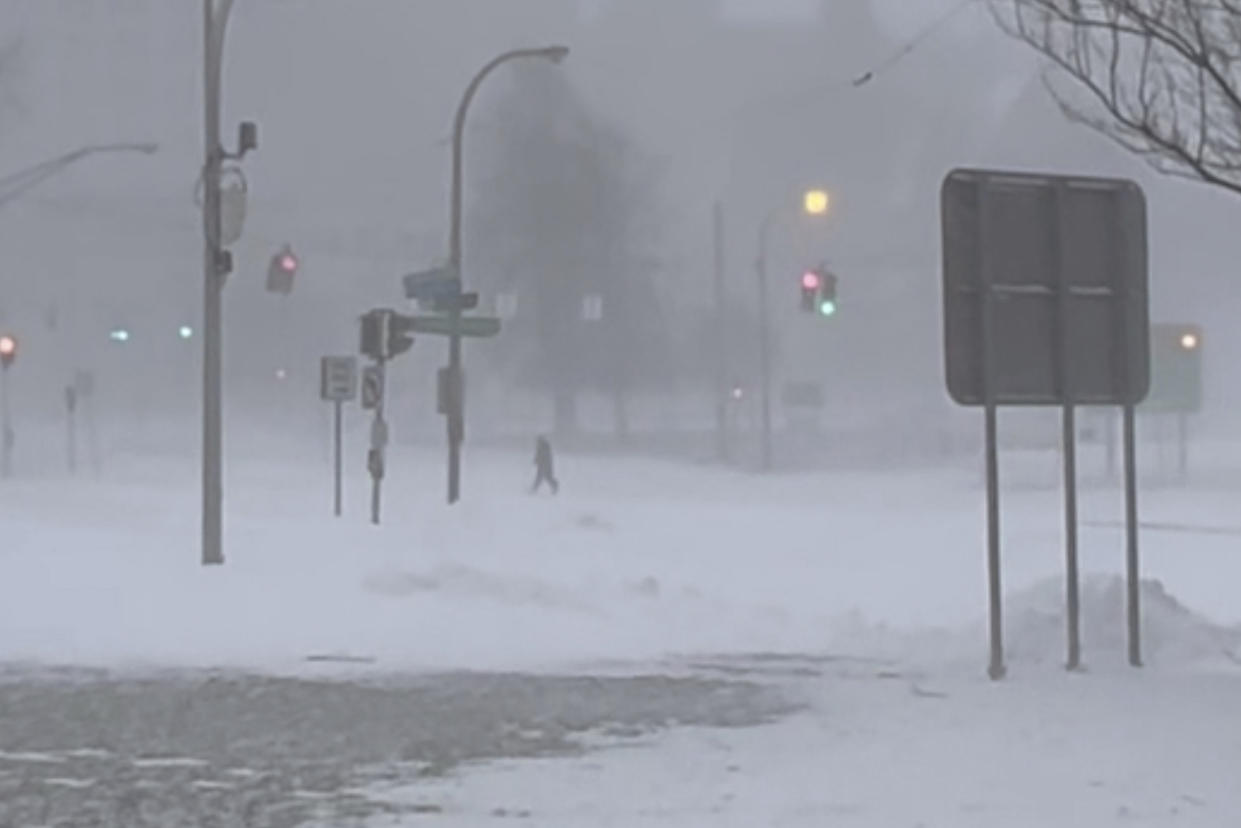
[800, 271, 821, 312]
[266, 244, 298, 295]
[387, 313, 415, 359]
[360, 309, 415, 361]
[0, 334, 16, 369]
[818, 270, 838, 317]
[799, 266, 839, 317]
[360, 309, 389, 360]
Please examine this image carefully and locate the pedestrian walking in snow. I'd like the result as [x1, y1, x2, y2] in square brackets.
[531, 435, 559, 494]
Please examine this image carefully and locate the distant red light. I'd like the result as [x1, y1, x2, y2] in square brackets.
[280, 254, 298, 272]
[801, 272, 820, 290]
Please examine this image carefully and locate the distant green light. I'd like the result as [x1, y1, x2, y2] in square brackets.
[178, 325, 194, 340]
[109, 328, 130, 343]
[818, 300, 837, 317]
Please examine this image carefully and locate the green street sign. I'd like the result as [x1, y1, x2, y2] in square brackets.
[1144, 323, 1203, 412]
[408, 315, 501, 338]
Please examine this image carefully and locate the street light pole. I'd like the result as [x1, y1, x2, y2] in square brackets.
[753, 190, 829, 473]
[755, 209, 777, 472]
[444, 44, 569, 505]
[201, 0, 241, 566]
[713, 200, 729, 462]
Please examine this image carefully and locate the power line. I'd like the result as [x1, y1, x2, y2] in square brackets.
[851, 0, 978, 89]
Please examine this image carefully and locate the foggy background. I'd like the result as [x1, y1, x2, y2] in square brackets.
[1, 0, 1236, 467]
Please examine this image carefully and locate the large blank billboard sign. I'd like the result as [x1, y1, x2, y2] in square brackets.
[941, 169, 1150, 406]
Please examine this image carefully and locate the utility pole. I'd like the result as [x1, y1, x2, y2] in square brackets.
[444, 45, 569, 504]
[713, 201, 729, 462]
[0, 358, 12, 480]
[756, 214, 775, 472]
[202, 0, 225, 566]
[201, 0, 255, 566]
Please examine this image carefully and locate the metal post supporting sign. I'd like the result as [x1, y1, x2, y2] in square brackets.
[365, 360, 387, 526]
[942, 168, 1150, 678]
[320, 356, 358, 517]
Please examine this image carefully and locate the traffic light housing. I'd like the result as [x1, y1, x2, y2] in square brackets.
[799, 267, 839, 316]
[266, 244, 298, 295]
[800, 271, 821, 312]
[0, 334, 16, 369]
[360, 309, 388, 360]
[388, 313, 415, 359]
[818, 270, 838, 317]
[360, 309, 415, 361]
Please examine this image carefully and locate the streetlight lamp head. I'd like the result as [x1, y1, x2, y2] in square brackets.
[804, 189, 830, 216]
[542, 45, 570, 64]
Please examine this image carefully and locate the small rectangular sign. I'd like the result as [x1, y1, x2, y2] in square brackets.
[320, 356, 358, 402]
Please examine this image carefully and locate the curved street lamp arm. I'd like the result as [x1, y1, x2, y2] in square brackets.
[0, 143, 159, 211]
[449, 45, 570, 269]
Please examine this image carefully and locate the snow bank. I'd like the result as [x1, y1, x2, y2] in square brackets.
[1002, 574, 1241, 670]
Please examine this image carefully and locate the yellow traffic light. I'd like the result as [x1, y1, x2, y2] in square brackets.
[803, 189, 830, 216]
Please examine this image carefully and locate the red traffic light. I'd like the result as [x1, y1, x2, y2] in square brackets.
[0, 334, 16, 369]
[279, 253, 298, 272]
[801, 271, 820, 290]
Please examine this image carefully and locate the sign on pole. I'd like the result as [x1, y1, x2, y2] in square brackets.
[942, 171, 1149, 406]
[941, 167, 1150, 679]
[320, 356, 358, 402]
[361, 365, 384, 411]
[402, 264, 459, 302]
[408, 315, 501, 338]
[320, 356, 358, 517]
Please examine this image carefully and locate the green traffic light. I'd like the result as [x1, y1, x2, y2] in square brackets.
[818, 300, 837, 317]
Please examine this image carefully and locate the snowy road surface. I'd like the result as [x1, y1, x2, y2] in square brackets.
[0, 667, 788, 826]
[2, 445, 1239, 825]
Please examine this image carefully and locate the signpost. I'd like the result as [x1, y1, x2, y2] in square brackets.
[320, 356, 358, 517]
[365, 361, 387, 526]
[942, 168, 1150, 678]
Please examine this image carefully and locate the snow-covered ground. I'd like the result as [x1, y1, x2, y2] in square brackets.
[3, 440, 1240, 825]
[2, 441, 1239, 673]
[378, 662, 1241, 827]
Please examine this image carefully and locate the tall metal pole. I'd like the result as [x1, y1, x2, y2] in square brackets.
[445, 45, 569, 504]
[713, 201, 729, 462]
[333, 399, 343, 517]
[201, 0, 234, 566]
[756, 212, 775, 472]
[1123, 402, 1142, 666]
[0, 366, 11, 479]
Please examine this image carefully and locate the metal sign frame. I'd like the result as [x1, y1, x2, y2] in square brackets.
[941, 167, 1150, 679]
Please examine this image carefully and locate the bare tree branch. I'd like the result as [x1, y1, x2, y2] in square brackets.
[993, 0, 1241, 196]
